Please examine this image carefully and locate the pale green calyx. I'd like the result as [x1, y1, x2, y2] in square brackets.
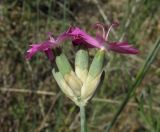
[52, 49, 106, 106]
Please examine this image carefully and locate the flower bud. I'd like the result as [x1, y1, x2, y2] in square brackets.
[81, 50, 105, 103]
[56, 54, 82, 96]
[52, 69, 77, 103]
[55, 54, 72, 76]
[75, 50, 89, 83]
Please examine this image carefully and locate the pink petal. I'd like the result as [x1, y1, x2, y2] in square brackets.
[25, 30, 71, 61]
[25, 41, 52, 60]
[25, 44, 42, 59]
[68, 27, 105, 49]
[108, 42, 139, 54]
[44, 48, 54, 63]
[55, 31, 72, 44]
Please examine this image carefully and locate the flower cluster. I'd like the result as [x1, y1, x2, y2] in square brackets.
[26, 22, 139, 105]
[26, 22, 138, 62]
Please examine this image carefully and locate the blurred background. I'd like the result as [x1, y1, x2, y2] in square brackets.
[0, 0, 160, 131]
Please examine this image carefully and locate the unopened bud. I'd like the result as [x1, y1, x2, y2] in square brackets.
[56, 54, 72, 76]
[81, 50, 105, 102]
[52, 69, 77, 102]
[75, 50, 89, 83]
[56, 54, 82, 96]
[64, 71, 82, 96]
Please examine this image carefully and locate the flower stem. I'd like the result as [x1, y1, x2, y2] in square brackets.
[80, 105, 87, 132]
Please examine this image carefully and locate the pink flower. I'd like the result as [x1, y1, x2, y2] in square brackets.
[25, 31, 71, 62]
[68, 23, 139, 54]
